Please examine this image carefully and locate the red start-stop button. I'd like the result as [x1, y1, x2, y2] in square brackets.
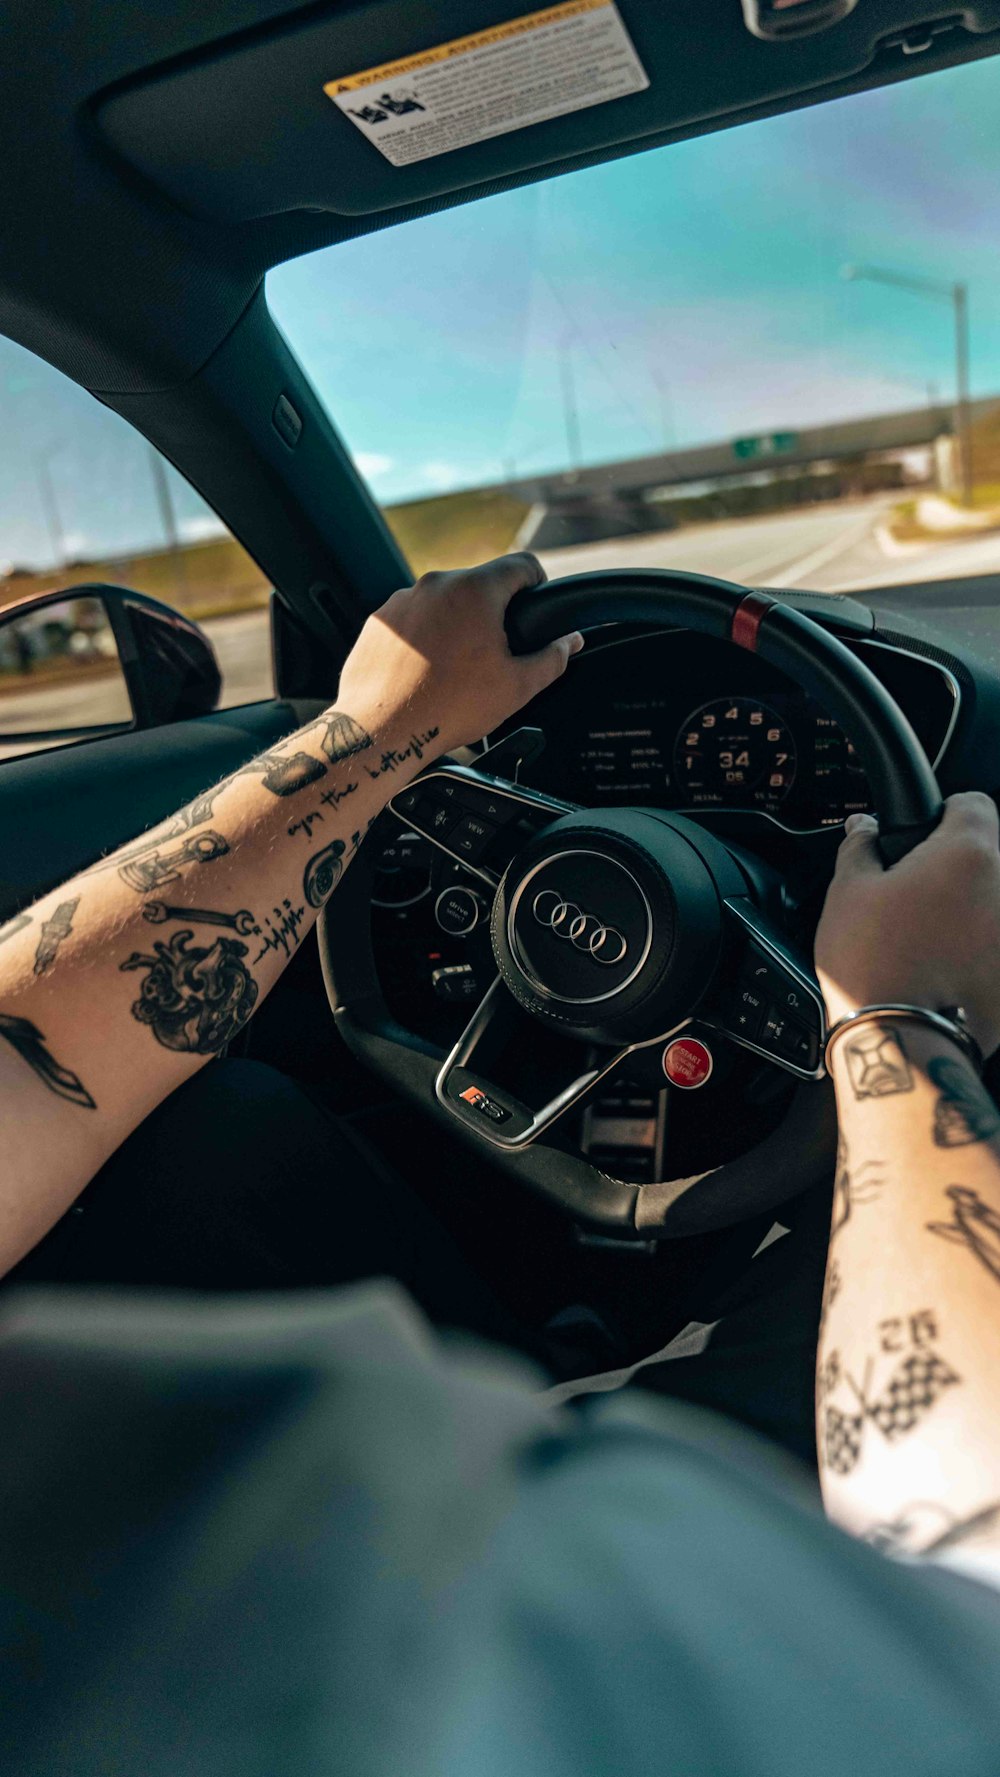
[662, 1036, 714, 1090]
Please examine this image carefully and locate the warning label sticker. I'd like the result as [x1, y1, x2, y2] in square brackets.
[323, 0, 649, 169]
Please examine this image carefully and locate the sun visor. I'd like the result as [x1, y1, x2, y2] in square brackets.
[94, 0, 1000, 223]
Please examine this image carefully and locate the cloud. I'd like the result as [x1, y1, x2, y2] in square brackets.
[354, 450, 394, 479]
[420, 460, 461, 491]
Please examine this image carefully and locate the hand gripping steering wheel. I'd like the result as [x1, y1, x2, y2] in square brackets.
[319, 570, 942, 1238]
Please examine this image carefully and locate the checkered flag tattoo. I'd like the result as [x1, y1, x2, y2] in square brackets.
[823, 1403, 865, 1475]
[864, 1352, 960, 1442]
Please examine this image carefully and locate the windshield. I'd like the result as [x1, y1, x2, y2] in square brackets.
[268, 55, 1000, 598]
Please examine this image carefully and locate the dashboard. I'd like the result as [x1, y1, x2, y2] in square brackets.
[487, 629, 959, 833]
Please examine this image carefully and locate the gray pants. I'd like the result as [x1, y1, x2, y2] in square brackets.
[1, 1282, 999, 1777]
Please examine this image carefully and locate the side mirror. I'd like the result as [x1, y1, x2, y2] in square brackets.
[0, 583, 220, 754]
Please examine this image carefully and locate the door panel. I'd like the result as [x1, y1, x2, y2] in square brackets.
[0, 698, 319, 917]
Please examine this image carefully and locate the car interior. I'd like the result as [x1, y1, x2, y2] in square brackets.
[4, 0, 1000, 1383]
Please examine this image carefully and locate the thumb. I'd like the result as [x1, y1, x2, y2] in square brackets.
[519, 630, 585, 699]
[834, 811, 883, 880]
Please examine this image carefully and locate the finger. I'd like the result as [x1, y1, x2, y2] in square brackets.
[834, 811, 883, 879]
[935, 790, 1000, 847]
[460, 552, 546, 607]
[519, 631, 585, 699]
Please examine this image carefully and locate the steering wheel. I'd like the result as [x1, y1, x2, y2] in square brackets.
[319, 570, 942, 1238]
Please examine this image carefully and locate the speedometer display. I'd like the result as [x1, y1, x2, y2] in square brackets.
[674, 697, 797, 814]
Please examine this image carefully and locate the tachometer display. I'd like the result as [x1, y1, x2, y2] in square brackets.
[674, 697, 797, 814]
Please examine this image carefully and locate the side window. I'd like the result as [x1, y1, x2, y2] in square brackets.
[0, 333, 274, 745]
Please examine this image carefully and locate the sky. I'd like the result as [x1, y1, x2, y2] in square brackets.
[2, 51, 999, 566]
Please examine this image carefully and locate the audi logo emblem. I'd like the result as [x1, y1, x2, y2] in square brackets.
[531, 889, 628, 965]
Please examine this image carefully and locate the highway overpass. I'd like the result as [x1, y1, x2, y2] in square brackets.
[498, 394, 999, 549]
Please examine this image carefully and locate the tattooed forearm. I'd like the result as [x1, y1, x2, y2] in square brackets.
[864, 1498, 1000, 1558]
[928, 1185, 1000, 1284]
[818, 1257, 841, 1338]
[252, 900, 307, 964]
[288, 781, 363, 839]
[119, 831, 229, 895]
[33, 898, 79, 976]
[321, 782, 358, 811]
[142, 900, 257, 936]
[321, 712, 373, 764]
[260, 751, 326, 797]
[843, 1026, 913, 1100]
[246, 750, 327, 798]
[878, 1308, 937, 1352]
[304, 840, 346, 907]
[83, 791, 223, 877]
[121, 930, 257, 1054]
[362, 727, 441, 781]
[831, 1133, 886, 1238]
[0, 1011, 96, 1108]
[929, 1055, 1000, 1147]
[0, 912, 31, 946]
[819, 1312, 960, 1475]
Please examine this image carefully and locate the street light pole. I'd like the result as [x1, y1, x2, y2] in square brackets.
[954, 280, 973, 506]
[841, 263, 973, 506]
[148, 445, 188, 602]
[650, 367, 674, 452]
[36, 449, 66, 571]
[558, 337, 582, 473]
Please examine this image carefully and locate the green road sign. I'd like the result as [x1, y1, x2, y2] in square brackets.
[732, 431, 799, 460]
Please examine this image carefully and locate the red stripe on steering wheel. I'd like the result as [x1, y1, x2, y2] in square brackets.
[730, 592, 776, 653]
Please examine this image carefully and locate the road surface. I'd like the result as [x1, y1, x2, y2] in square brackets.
[536, 492, 1000, 595]
[5, 496, 1000, 755]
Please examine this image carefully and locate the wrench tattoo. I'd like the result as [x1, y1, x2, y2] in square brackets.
[142, 901, 257, 936]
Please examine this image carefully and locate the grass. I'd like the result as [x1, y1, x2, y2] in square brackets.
[0, 489, 531, 623]
[885, 498, 924, 543]
[885, 404, 1000, 542]
[964, 479, 1000, 511]
[382, 487, 530, 575]
[0, 535, 271, 625]
[886, 484, 1000, 544]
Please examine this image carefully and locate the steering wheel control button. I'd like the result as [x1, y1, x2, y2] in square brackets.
[662, 1037, 714, 1090]
[426, 801, 460, 838]
[467, 792, 512, 824]
[434, 886, 483, 936]
[759, 1004, 818, 1065]
[726, 993, 763, 1041]
[508, 850, 652, 1006]
[775, 1017, 818, 1066]
[458, 1084, 510, 1124]
[451, 812, 496, 858]
[431, 963, 480, 1002]
[738, 946, 788, 1001]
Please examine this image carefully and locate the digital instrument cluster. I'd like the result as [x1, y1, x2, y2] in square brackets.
[576, 687, 868, 826]
[489, 629, 957, 833]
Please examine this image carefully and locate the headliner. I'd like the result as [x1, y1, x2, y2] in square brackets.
[3, 0, 1000, 397]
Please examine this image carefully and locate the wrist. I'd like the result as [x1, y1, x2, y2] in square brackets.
[828, 1008, 977, 1097]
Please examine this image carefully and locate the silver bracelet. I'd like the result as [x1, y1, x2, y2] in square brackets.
[824, 1004, 983, 1075]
